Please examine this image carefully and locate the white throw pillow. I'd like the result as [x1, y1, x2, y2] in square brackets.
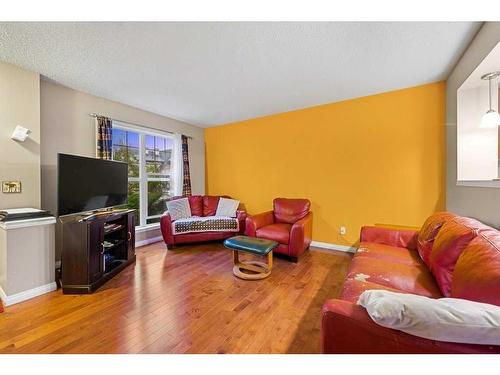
[215, 197, 240, 217]
[166, 197, 192, 221]
[357, 290, 500, 345]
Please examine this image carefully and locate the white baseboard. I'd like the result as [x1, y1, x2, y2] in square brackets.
[136, 235, 163, 248]
[0, 282, 57, 307]
[310, 241, 357, 253]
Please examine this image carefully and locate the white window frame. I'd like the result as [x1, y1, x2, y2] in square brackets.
[112, 121, 176, 229]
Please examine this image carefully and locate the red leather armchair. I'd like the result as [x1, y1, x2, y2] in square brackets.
[245, 198, 312, 261]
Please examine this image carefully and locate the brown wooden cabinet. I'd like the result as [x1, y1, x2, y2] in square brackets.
[61, 210, 136, 294]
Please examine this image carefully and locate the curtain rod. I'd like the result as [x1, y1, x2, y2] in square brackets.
[89, 113, 193, 140]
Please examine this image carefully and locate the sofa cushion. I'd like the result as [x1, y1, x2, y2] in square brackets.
[358, 290, 500, 346]
[429, 217, 483, 297]
[188, 195, 203, 216]
[256, 223, 291, 245]
[215, 197, 240, 217]
[452, 229, 500, 306]
[172, 216, 239, 235]
[273, 198, 310, 224]
[417, 212, 456, 266]
[347, 256, 442, 298]
[166, 197, 191, 221]
[203, 196, 221, 216]
[356, 242, 422, 266]
[340, 278, 402, 303]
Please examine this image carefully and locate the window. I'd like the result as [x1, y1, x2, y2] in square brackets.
[112, 124, 174, 227]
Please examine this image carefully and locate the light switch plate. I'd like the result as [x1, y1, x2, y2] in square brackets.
[2, 181, 22, 193]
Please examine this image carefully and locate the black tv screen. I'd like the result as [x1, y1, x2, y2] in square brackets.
[58, 153, 128, 216]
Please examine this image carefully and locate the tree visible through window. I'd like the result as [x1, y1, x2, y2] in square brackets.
[112, 125, 173, 226]
[145, 135, 173, 224]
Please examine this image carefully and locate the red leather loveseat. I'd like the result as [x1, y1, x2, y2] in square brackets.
[160, 195, 247, 249]
[321, 212, 500, 354]
[245, 198, 312, 261]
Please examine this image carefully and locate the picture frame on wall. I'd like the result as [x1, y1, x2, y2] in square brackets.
[2, 181, 22, 193]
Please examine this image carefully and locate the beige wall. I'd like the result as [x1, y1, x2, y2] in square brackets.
[0, 62, 40, 209]
[40, 79, 205, 259]
[446, 22, 500, 228]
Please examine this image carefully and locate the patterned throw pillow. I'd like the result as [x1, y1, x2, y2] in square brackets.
[215, 197, 240, 217]
[166, 197, 192, 221]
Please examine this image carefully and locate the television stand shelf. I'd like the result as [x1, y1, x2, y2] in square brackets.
[61, 209, 135, 294]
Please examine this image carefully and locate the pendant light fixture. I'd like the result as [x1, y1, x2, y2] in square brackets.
[480, 71, 500, 128]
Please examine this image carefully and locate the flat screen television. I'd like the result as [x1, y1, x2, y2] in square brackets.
[58, 153, 128, 216]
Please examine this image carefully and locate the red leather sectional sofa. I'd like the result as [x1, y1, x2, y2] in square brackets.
[160, 195, 247, 249]
[321, 212, 500, 354]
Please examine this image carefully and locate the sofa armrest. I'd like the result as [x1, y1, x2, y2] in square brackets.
[160, 213, 174, 246]
[321, 299, 440, 354]
[360, 226, 418, 250]
[322, 299, 431, 353]
[236, 210, 247, 234]
[245, 211, 274, 236]
[321, 299, 498, 354]
[289, 212, 313, 257]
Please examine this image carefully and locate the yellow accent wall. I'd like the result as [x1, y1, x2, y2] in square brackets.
[205, 82, 446, 246]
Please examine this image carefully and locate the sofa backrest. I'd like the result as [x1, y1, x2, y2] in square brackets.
[451, 229, 500, 306]
[417, 212, 456, 266]
[203, 196, 221, 216]
[169, 195, 230, 217]
[273, 198, 310, 224]
[429, 217, 487, 297]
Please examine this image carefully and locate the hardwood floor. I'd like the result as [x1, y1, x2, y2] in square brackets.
[0, 242, 352, 354]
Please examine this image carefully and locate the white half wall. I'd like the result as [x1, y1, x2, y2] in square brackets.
[457, 86, 498, 181]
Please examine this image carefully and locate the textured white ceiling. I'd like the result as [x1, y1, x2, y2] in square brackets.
[0, 22, 481, 127]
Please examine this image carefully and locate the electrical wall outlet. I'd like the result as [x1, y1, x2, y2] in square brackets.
[339, 226, 347, 235]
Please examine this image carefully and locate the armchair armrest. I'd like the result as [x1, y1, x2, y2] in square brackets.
[360, 226, 418, 250]
[160, 212, 174, 246]
[236, 210, 247, 234]
[245, 210, 274, 237]
[289, 212, 313, 257]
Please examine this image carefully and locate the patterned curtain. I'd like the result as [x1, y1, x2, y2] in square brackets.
[181, 135, 192, 196]
[96, 116, 113, 160]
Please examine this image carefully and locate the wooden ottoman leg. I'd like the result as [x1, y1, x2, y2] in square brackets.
[232, 251, 273, 280]
[267, 251, 273, 271]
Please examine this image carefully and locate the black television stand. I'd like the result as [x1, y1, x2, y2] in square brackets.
[61, 209, 136, 294]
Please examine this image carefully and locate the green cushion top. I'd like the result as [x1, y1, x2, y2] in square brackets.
[223, 235, 278, 255]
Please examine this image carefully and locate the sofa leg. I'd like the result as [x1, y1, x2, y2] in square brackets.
[166, 244, 176, 250]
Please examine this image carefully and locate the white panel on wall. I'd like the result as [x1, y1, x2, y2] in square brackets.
[457, 85, 498, 181]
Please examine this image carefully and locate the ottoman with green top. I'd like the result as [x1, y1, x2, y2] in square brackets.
[223, 235, 278, 280]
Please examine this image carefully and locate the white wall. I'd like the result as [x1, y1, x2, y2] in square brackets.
[0, 61, 40, 209]
[447, 22, 500, 229]
[0, 62, 56, 306]
[457, 86, 498, 180]
[40, 79, 205, 259]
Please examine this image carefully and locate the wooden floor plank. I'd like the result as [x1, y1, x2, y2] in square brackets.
[0, 242, 351, 354]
